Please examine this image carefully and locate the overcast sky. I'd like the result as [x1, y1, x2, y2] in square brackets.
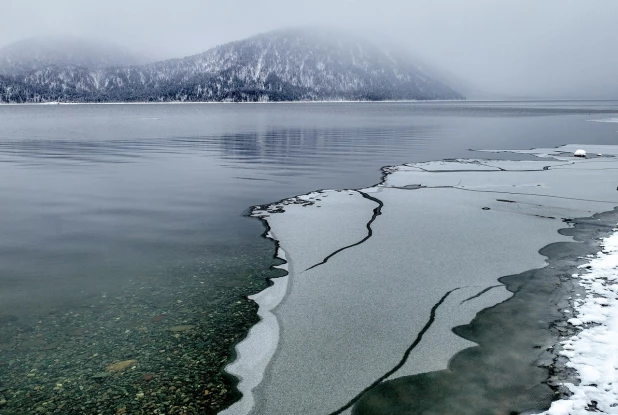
[2, 0, 617, 99]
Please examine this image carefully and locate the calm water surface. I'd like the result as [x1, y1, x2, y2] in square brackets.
[1, 102, 617, 313]
[0, 101, 617, 413]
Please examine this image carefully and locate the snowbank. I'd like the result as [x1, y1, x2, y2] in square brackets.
[540, 228, 618, 415]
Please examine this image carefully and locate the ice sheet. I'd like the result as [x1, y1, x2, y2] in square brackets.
[221, 145, 618, 415]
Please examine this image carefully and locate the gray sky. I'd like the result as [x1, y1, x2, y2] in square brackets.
[2, 0, 618, 99]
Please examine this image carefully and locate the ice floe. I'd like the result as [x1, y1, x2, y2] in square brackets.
[221, 145, 618, 415]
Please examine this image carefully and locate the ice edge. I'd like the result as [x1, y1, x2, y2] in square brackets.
[219, 230, 289, 415]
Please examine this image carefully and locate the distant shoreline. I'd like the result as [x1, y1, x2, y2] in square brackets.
[0, 99, 461, 106]
[1, 98, 617, 106]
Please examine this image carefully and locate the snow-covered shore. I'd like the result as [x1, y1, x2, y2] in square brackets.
[539, 228, 618, 415]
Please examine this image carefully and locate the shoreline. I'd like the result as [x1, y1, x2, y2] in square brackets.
[539, 213, 618, 414]
[1, 99, 618, 107]
[220, 146, 618, 414]
[0, 99, 453, 106]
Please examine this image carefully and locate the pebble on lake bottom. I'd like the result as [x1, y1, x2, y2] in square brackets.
[0, 250, 281, 414]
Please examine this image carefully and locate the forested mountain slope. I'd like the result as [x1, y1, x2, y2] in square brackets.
[0, 28, 463, 103]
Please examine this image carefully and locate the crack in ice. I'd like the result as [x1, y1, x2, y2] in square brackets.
[304, 191, 383, 271]
[328, 288, 462, 415]
[459, 285, 503, 305]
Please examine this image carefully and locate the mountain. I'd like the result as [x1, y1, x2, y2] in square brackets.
[0, 37, 147, 76]
[0, 28, 463, 103]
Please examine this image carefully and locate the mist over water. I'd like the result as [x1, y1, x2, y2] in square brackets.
[2, 0, 618, 99]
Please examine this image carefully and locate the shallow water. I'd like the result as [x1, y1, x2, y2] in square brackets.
[0, 101, 617, 414]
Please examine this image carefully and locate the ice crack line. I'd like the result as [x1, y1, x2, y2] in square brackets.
[304, 191, 383, 271]
[411, 162, 565, 173]
[386, 185, 617, 204]
[460, 285, 502, 304]
[327, 287, 461, 415]
[451, 186, 618, 204]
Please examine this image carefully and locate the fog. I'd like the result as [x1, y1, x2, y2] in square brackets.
[2, 0, 617, 99]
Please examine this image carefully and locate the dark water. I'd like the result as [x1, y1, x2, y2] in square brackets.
[353, 208, 618, 415]
[0, 101, 617, 413]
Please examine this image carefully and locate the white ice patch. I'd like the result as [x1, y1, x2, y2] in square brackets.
[588, 118, 618, 123]
[219, 245, 290, 415]
[537, 227, 618, 415]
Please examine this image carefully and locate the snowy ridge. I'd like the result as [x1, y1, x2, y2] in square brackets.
[0, 28, 462, 103]
[540, 228, 618, 415]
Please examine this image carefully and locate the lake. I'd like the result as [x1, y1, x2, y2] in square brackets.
[0, 101, 617, 414]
